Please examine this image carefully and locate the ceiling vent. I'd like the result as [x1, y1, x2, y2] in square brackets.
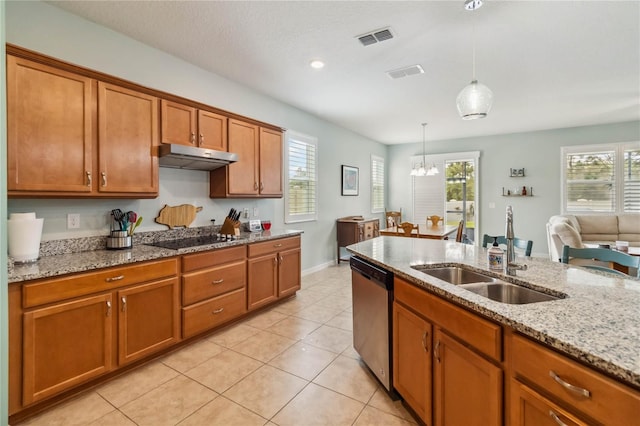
[386, 64, 425, 80]
[357, 27, 394, 46]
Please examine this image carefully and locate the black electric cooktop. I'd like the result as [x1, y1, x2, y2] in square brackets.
[148, 235, 243, 250]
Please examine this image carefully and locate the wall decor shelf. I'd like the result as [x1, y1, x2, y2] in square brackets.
[502, 187, 533, 197]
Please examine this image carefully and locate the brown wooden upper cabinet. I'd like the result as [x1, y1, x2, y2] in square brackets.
[210, 119, 283, 198]
[6, 55, 159, 198]
[161, 100, 228, 152]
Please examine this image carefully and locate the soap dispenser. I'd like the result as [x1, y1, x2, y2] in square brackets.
[487, 237, 504, 271]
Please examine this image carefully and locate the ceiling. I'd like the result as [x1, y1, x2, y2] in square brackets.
[46, 1, 640, 145]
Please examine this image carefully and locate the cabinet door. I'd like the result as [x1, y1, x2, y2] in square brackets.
[98, 82, 159, 195]
[393, 302, 432, 423]
[161, 100, 197, 146]
[7, 55, 93, 194]
[117, 278, 179, 365]
[22, 293, 113, 405]
[510, 379, 587, 426]
[278, 247, 301, 297]
[227, 119, 259, 195]
[259, 127, 283, 196]
[198, 110, 227, 151]
[247, 254, 278, 310]
[433, 329, 502, 426]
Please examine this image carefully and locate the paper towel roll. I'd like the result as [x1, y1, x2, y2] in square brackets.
[8, 217, 44, 263]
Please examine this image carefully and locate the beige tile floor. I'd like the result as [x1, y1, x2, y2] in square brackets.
[19, 263, 416, 426]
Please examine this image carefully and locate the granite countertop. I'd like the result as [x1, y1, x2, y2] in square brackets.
[346, 236, 640, 389]
[9, 228, 303, 284]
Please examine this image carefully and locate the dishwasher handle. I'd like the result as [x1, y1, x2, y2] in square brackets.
[350, 257, 393, 290]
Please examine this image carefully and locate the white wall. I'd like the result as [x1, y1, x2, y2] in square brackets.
[5, 0, 388, 272]
[388, 121, 640, 256]
[1, 2, 8, 423]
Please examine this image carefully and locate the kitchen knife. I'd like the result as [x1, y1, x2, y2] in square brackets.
[228, 208, 234, 219]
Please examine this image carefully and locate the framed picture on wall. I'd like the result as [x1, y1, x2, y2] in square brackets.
[341, 165, 359, 196]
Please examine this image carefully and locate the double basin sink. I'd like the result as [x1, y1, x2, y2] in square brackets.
[412, 266, 565, 304]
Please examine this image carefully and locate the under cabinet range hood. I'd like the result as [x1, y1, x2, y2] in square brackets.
[158, 144, 239, 171]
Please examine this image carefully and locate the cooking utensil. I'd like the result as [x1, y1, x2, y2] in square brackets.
[111, 209, 125, 231]
[129, 216, 143, 236]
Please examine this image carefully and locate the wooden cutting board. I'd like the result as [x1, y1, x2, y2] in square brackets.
[155, 204, 203, 229]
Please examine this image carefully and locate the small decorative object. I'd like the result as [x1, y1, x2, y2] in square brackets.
[249, 219, 262, 232]
[507, 189, 511, 195]
[262, 220, 272, 231]
[155, 204, 203, 229]
[522, 186, 527, 196]
[341, 165, 359, 196]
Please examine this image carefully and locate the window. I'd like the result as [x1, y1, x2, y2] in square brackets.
[412, 151, 480, 242]
[561, 142, 640, 214]
[284, 130, 318, 223]
[371, 155, 385, 213]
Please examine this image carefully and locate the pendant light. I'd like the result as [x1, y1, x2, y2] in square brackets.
[456, 5, 493, 120]
[411, 123, 438, 177]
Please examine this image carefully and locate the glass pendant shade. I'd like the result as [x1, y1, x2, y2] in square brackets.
[456, 79, 493, 120]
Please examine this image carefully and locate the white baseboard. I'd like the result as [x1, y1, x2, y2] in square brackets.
[302, 260, 336, 276]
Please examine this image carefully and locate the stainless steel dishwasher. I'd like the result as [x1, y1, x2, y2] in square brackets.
[350, 256, 395, 394]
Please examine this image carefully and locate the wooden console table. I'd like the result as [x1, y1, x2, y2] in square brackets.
[336, 216, 380, 263]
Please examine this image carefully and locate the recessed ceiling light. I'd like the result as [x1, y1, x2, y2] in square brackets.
[464, 0, 483, 10]
[310, 60, 325, 69]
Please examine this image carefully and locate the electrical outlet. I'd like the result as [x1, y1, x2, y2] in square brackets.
[253, 207, 259, 217]
[243, 208, 249, 219]
[67, 213, 80, 229]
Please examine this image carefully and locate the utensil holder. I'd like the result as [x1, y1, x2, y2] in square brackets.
[106, 230, 132, 250]
[220, 217, 241, 236]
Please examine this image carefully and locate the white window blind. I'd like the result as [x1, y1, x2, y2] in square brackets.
[562, 142, 640, 214]
[371, 155, 385, 213]
[412, 166, 445, 224]
[284, 131, 318, 223]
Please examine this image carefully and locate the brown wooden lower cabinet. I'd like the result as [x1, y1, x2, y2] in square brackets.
[393, 302, 432, 422]
[22, 293, 113, 406]
[433, 329, 502, 426]
[117, 278, 179, 365]
[393, 277, 640, 426]
[247, 236, 301, 310]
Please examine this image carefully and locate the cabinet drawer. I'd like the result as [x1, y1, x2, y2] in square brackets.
[182, 260, 246, 305]
[364, 222, 375, 240]
[247, 236, 300, 258]
[182, 245, 245, 272]
[511, 333, 640, 425]
[395, 277, 501, 361]
[182, 288, 246, 338]
[23, 258, 178, 308]
[510, 379, 588, 426]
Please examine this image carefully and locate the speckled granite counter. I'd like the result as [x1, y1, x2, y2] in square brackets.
[9, 228, 303, 283]
[346, 236, 640, 389]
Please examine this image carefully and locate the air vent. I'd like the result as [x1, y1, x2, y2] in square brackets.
[386, 64, 425, 80]
[357, 27, 395, 46]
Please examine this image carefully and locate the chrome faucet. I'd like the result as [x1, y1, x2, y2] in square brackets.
[505, 205, 527, 276]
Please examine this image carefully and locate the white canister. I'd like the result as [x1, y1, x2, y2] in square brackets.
[8, 213, 44, 263]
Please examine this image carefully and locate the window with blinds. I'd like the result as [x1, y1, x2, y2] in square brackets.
[371, 155, 385, 213]
[562, 142, 640, 214]
[284, 131, 318, 223]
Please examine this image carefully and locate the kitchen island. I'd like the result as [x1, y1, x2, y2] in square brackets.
[347, 236, 639, 425]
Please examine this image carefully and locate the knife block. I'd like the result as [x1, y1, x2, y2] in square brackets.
[220, 217, 241, 236]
